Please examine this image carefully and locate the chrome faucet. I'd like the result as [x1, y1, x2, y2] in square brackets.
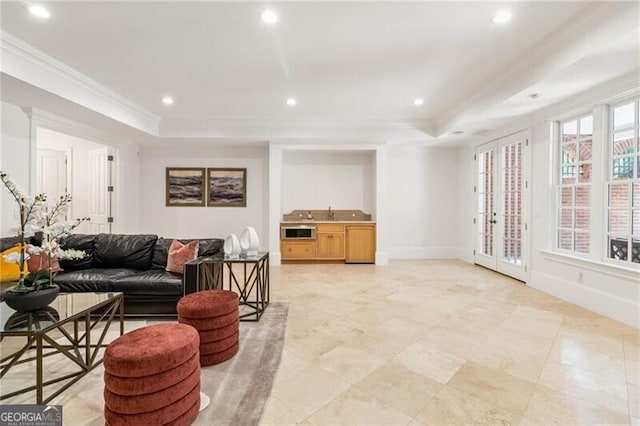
[327, 206, 335, 220]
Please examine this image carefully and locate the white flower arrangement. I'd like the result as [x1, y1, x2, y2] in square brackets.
[1, 171, 88, 292]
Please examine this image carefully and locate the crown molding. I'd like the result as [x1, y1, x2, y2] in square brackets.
[1, 31, 160, 135]
[22, 107, 135, 148]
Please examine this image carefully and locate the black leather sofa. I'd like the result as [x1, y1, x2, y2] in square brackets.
[1, 234, 223, 316]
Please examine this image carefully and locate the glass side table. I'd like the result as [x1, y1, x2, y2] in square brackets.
[197, 252, 269, 321]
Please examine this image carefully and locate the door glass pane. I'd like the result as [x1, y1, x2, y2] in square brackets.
[477, 150, 494, 256]
[502, 141, 522, 265]
[634, 183, 640, 208]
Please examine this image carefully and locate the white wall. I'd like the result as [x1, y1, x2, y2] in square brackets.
[456, 145, 475, 263]
[282, 151, 374, 213]
[138, 144, 269, 245]
[0, 102, 31, 237]
[387, 145, 459, 259]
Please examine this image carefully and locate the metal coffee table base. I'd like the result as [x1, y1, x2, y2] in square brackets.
[0, 294, 123, 404]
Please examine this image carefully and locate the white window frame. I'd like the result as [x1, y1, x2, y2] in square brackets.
[556, 114, 594, 256]
[551, 96, 640, 271]
[605, 98, 640, 268]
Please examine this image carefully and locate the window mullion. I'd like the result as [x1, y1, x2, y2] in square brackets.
[591, 104, 607, 261]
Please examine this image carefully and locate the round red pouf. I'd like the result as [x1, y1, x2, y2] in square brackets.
[103, 323, 201, 425]
[177, 290, 240, 366]
[177, 290, 239, 318]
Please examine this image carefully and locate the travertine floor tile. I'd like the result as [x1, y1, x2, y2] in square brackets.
[354, 359, 441, 418]
[415, 385, 521, 425]
[272, 364, 351, 418]
[395, 341, 466, 384]
[522, 385, 629, 425]
[538, 360, 629, 413]
[313, 344, 387, 385]
[261, 396, 306, 425]
[306, 387, 413, 425]
[470, 338, 547, 382]
[446, 361, 536, 415]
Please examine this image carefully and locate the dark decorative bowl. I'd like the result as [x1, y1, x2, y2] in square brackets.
[3, 285, 60, 312]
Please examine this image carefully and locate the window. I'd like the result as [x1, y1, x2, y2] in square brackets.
[558, 115, 592, 254]
[607, 100, 640, 264]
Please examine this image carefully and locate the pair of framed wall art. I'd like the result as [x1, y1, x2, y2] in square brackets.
[166, 167, 246, 207]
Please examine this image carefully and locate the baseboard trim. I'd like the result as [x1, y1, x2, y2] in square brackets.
[530, 270, 639, 328]
[388, 246, 458, 259]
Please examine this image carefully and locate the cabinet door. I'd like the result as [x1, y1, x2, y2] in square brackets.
[316, 233, 345, 259]
[345, 225, 376, 263]
[281, 241, 316, 259]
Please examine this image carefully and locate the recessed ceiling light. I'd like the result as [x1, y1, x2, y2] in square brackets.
[28, 4, 50, 19]
[492, 10, 512, 25]
[260, 9, 278, 24]
[528, 93, 540, 99]
[451, 130, 465, 135]
[413, 98, 424, 106]
[286, 98, 297, 106]
[162, 96, 174, 105]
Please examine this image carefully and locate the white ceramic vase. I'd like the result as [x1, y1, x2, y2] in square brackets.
[223, 234, 241, 259]
[239, 226, 259, 256]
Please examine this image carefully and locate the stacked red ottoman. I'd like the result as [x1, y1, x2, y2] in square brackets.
[177, 290, 240, 366]
[103, 323, 201, 426]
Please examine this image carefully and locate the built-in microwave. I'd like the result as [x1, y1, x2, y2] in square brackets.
[281, 225, 316, 240]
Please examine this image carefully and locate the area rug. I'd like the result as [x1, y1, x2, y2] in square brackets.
[1, 302, 289, 426]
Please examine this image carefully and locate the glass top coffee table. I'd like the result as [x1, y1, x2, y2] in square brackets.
[0, 292, 124, 404]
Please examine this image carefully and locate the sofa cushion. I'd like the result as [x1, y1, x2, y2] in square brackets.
[53, 268, 140, 292]
[0, 236, 22, 252]
[0, 244, 27, 282]
[94, 234, 157, 270]
[26, 252, 62, 273]
[58, 234, 95, 271]
[166, 240, 199, 274]
[112, 270, 183, 296]
[152, 238, 224, 269]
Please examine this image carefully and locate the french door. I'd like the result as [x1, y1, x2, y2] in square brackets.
[474, 131, 528, 281]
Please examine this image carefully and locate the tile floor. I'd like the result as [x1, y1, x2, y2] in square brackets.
[261, 260, 639, 425]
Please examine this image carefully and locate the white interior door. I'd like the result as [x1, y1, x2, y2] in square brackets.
[36, 149, 67, 199]
[474, 132, 528, 281]
[87, 147, 112, 234]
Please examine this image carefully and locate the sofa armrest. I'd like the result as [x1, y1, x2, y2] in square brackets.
[183, 255, 222, 294]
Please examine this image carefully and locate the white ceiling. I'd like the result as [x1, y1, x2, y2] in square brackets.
[1, 1, 638, 145]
